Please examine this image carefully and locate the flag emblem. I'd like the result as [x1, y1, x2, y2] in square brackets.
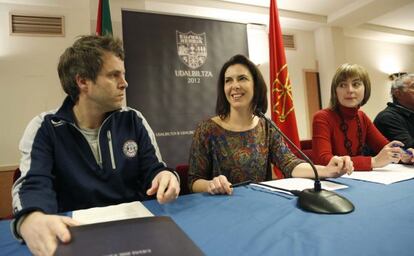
[176, 31, 207, 69]
[272, 64, 295, 122]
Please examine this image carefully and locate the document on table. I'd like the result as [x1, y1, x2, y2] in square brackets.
[56, 216, 204, 256]
[342, 164, 414, 185]
[251, 178, 348, 195]
[72, 201, 154, 225]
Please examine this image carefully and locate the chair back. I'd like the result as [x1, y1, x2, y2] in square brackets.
[13, 168, 21, 182]
[175, 164, 190, 195]
[300, 139, 314, 162]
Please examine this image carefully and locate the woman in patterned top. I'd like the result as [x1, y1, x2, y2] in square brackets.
[188, 54, 354, 195]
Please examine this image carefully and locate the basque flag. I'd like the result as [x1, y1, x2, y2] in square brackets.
[269, 0, 301, 178]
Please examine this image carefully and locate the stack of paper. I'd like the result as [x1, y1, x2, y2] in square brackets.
[342, 164, 414, 185]
[251, 178, 348, 195]
[72, 201, 154, 225]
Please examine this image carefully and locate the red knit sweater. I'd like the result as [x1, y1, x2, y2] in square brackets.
[312, 106, 388, 171]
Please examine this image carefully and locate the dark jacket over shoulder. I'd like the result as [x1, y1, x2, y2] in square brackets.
[374, 102, 414, 148]
[12, 97, 168, 218]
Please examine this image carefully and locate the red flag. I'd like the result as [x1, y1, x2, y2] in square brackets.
[269, 0, 301, 178]
[96, 0, 113, 36]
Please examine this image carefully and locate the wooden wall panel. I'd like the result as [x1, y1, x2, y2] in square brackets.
[0, 169, 16, 219]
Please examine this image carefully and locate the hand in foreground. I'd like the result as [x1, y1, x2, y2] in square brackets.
[321, 155, 354, 178]
[147, 170, 180, 204]
[20, 211, 79, 256]
[207, 175, 232, 195]
[372, 141, 404, 168]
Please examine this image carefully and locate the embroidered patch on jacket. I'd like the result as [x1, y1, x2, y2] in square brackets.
[123, 140, 138, 158]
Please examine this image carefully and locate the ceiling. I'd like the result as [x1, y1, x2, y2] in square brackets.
[220, 0, 414, 45]
[1, 0, 413, 44]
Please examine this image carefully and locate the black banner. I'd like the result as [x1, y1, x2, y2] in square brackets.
[122, 11, 248, 167]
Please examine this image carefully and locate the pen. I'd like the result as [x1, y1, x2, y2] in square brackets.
[403, 149, 413, 156]
[230, 180, 252, 188]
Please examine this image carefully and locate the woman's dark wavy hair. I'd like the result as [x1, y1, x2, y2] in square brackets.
[216, 54, 267, 118]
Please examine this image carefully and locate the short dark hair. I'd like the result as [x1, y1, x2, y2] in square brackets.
[216, 54, 267, 118]
[57, 35, 125, 102]
[329, 63, 371, 110]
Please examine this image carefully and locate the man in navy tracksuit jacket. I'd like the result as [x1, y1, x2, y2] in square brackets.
[11, 35, 180, 255]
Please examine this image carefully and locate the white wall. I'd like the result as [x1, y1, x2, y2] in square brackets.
[344, 37, 414, 119]
[314, 27, 347, 109]
[284, 28, 318, 139]
[1, 0, 413, 167]
[0, 0, 91, 166]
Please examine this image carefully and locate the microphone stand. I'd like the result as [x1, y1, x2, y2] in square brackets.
[256, 111, 354, 214]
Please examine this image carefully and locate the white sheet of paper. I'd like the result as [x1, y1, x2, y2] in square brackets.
[72, 201, 154, 225]
[342, 164, 414, 185]
[251, 178, 348, 195]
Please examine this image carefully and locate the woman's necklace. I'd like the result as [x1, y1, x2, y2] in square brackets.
[338, 110, 363, 156]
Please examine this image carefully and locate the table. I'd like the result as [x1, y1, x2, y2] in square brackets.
[1, 178, 414, 256]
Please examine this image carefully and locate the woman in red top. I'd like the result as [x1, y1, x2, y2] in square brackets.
[312, 63, 413, 171]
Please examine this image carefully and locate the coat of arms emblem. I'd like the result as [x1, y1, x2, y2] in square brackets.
[176, 31, 207, 69]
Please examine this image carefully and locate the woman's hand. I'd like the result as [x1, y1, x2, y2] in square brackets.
[207, 175, 233, 195]
[319, 155, 354, 178]
[372, 141, 404, 168]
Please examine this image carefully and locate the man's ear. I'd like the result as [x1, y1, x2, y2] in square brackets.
[393, 89, 402, 100]
[75, 74, 89, 92]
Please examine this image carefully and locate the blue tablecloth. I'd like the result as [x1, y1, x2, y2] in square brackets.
[2, 178, 414, 256]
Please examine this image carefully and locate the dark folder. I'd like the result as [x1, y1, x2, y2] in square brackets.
[56, 216, 204, 256]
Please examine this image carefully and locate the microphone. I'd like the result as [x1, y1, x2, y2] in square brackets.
[255, 109, 354, 214]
